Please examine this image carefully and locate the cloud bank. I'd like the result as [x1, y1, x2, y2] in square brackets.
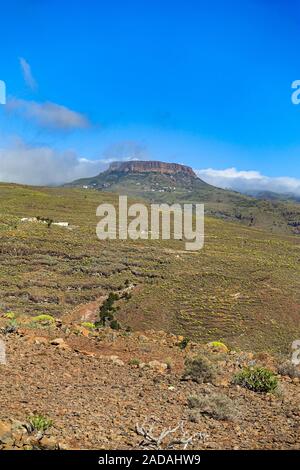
[1, 137, 299, 195]
[19, 57, 37, 90]
[0, 140, 103, 186]
[7, 98, 90, 130]
[196, 167, 300, 196]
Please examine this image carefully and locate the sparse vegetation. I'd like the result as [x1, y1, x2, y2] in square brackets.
[187, 392, 237, 421]
[182, 354, 217, 383]
[0, 183, 299, 352]
[32, 314, 55, 324]
[110, 319, 121, 330]
[122, 291, 132, 301]
[129, 358, 140, 366]
[165, 357, 174, 370]
[97, 293, 119, 325]
[70, 162, 300, 237]
[27, 414, 53, 433]
[3, 312, 15, 320]
[37, 216, 54, 228]
[81, 322, 96, 330]
[233, 367, 278, 393]
[178, 337, 190, 350]
[4, 319, 18, 333]
[208, 341, 229, 353]
[95, 292, 122, 330]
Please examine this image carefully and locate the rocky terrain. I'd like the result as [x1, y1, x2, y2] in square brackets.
[0, 182, 299, 451]
[0, 312, 299, 450]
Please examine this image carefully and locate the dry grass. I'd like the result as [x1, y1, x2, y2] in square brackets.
[0, 182, 299, 353]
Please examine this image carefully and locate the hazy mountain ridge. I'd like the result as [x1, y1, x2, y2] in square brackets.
[243, 189, 300, 203]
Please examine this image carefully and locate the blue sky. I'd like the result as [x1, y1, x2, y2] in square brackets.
[1, 0, 300, 193]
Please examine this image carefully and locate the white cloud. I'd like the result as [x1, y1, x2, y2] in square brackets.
[0, 139, 103, 186]
[19, 57, 37, 90]
[7, 98, 90, 130]
[196, 167, 300, 196]
[1, 137, 300, 196]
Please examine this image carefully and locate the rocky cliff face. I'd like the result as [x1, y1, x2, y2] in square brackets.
[108, 160, 196, 177]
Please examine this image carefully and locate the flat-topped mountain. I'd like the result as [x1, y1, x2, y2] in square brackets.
[108, 160, 197, 177]
[67, 160, 300, 236]
[67, 159, 214, 191]
[68, 160, 200, 189]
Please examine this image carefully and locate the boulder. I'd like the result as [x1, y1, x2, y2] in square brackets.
[0, 421, 12, 444]
[148, 360, 168, 373]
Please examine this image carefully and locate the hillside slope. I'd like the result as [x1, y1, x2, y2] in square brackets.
[68, 161, 300, 236]
[0, 183, 299, 353]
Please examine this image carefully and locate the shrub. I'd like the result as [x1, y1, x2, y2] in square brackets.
[187, 393, 237, 421]
[4, 312, 15, 320]
[32, 314, 55, 324]
[110, 319, 121, 330]
[182, 354, 217, 384]
[278, 361, 300, 379]
[27, 414, 53, 433]
[37, 216, 53, 228]
[129, 358, 140, 366]
[4, 320, 18, 333]
[165, 357, 174, 370]
[81, 322, 96, 330]
[98, 292, 122, 330]
[208, 341, 229, 353]
[122, 291, 132, 301]
[99, 292, 118, 325]
[233, 366, 278, 393]
[178, 337, 190, 350]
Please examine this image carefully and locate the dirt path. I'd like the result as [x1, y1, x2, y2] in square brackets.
[64, 284, 135, 325]
[64, 297, 105, 324]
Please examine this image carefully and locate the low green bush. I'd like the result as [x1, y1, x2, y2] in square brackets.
[4, 312, 15, 320]
[208, 341, 229, 353]
[27, 414, 53, 433]
[32, 314, 55, 324]
[233, 366, 278, 393]
[129, 358, 140, 366]
[81, 322, 96, 330]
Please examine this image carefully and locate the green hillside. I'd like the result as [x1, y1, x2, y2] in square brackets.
[68, 164, 300, 236]
[0, 182, 299, 353]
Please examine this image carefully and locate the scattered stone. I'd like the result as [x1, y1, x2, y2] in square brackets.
[0, 421, 12, 444]
[39, 436, 59, 450]
[74, 326, 90, 337]
[148, 360, 168, 373]
[110, 355, 124, 366]
[138, 335, 149, 343]
[51, 338, 65, 346]
[33, 336, 49, 345]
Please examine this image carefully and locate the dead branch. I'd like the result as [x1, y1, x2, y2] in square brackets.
[136, 420, 208, 450]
